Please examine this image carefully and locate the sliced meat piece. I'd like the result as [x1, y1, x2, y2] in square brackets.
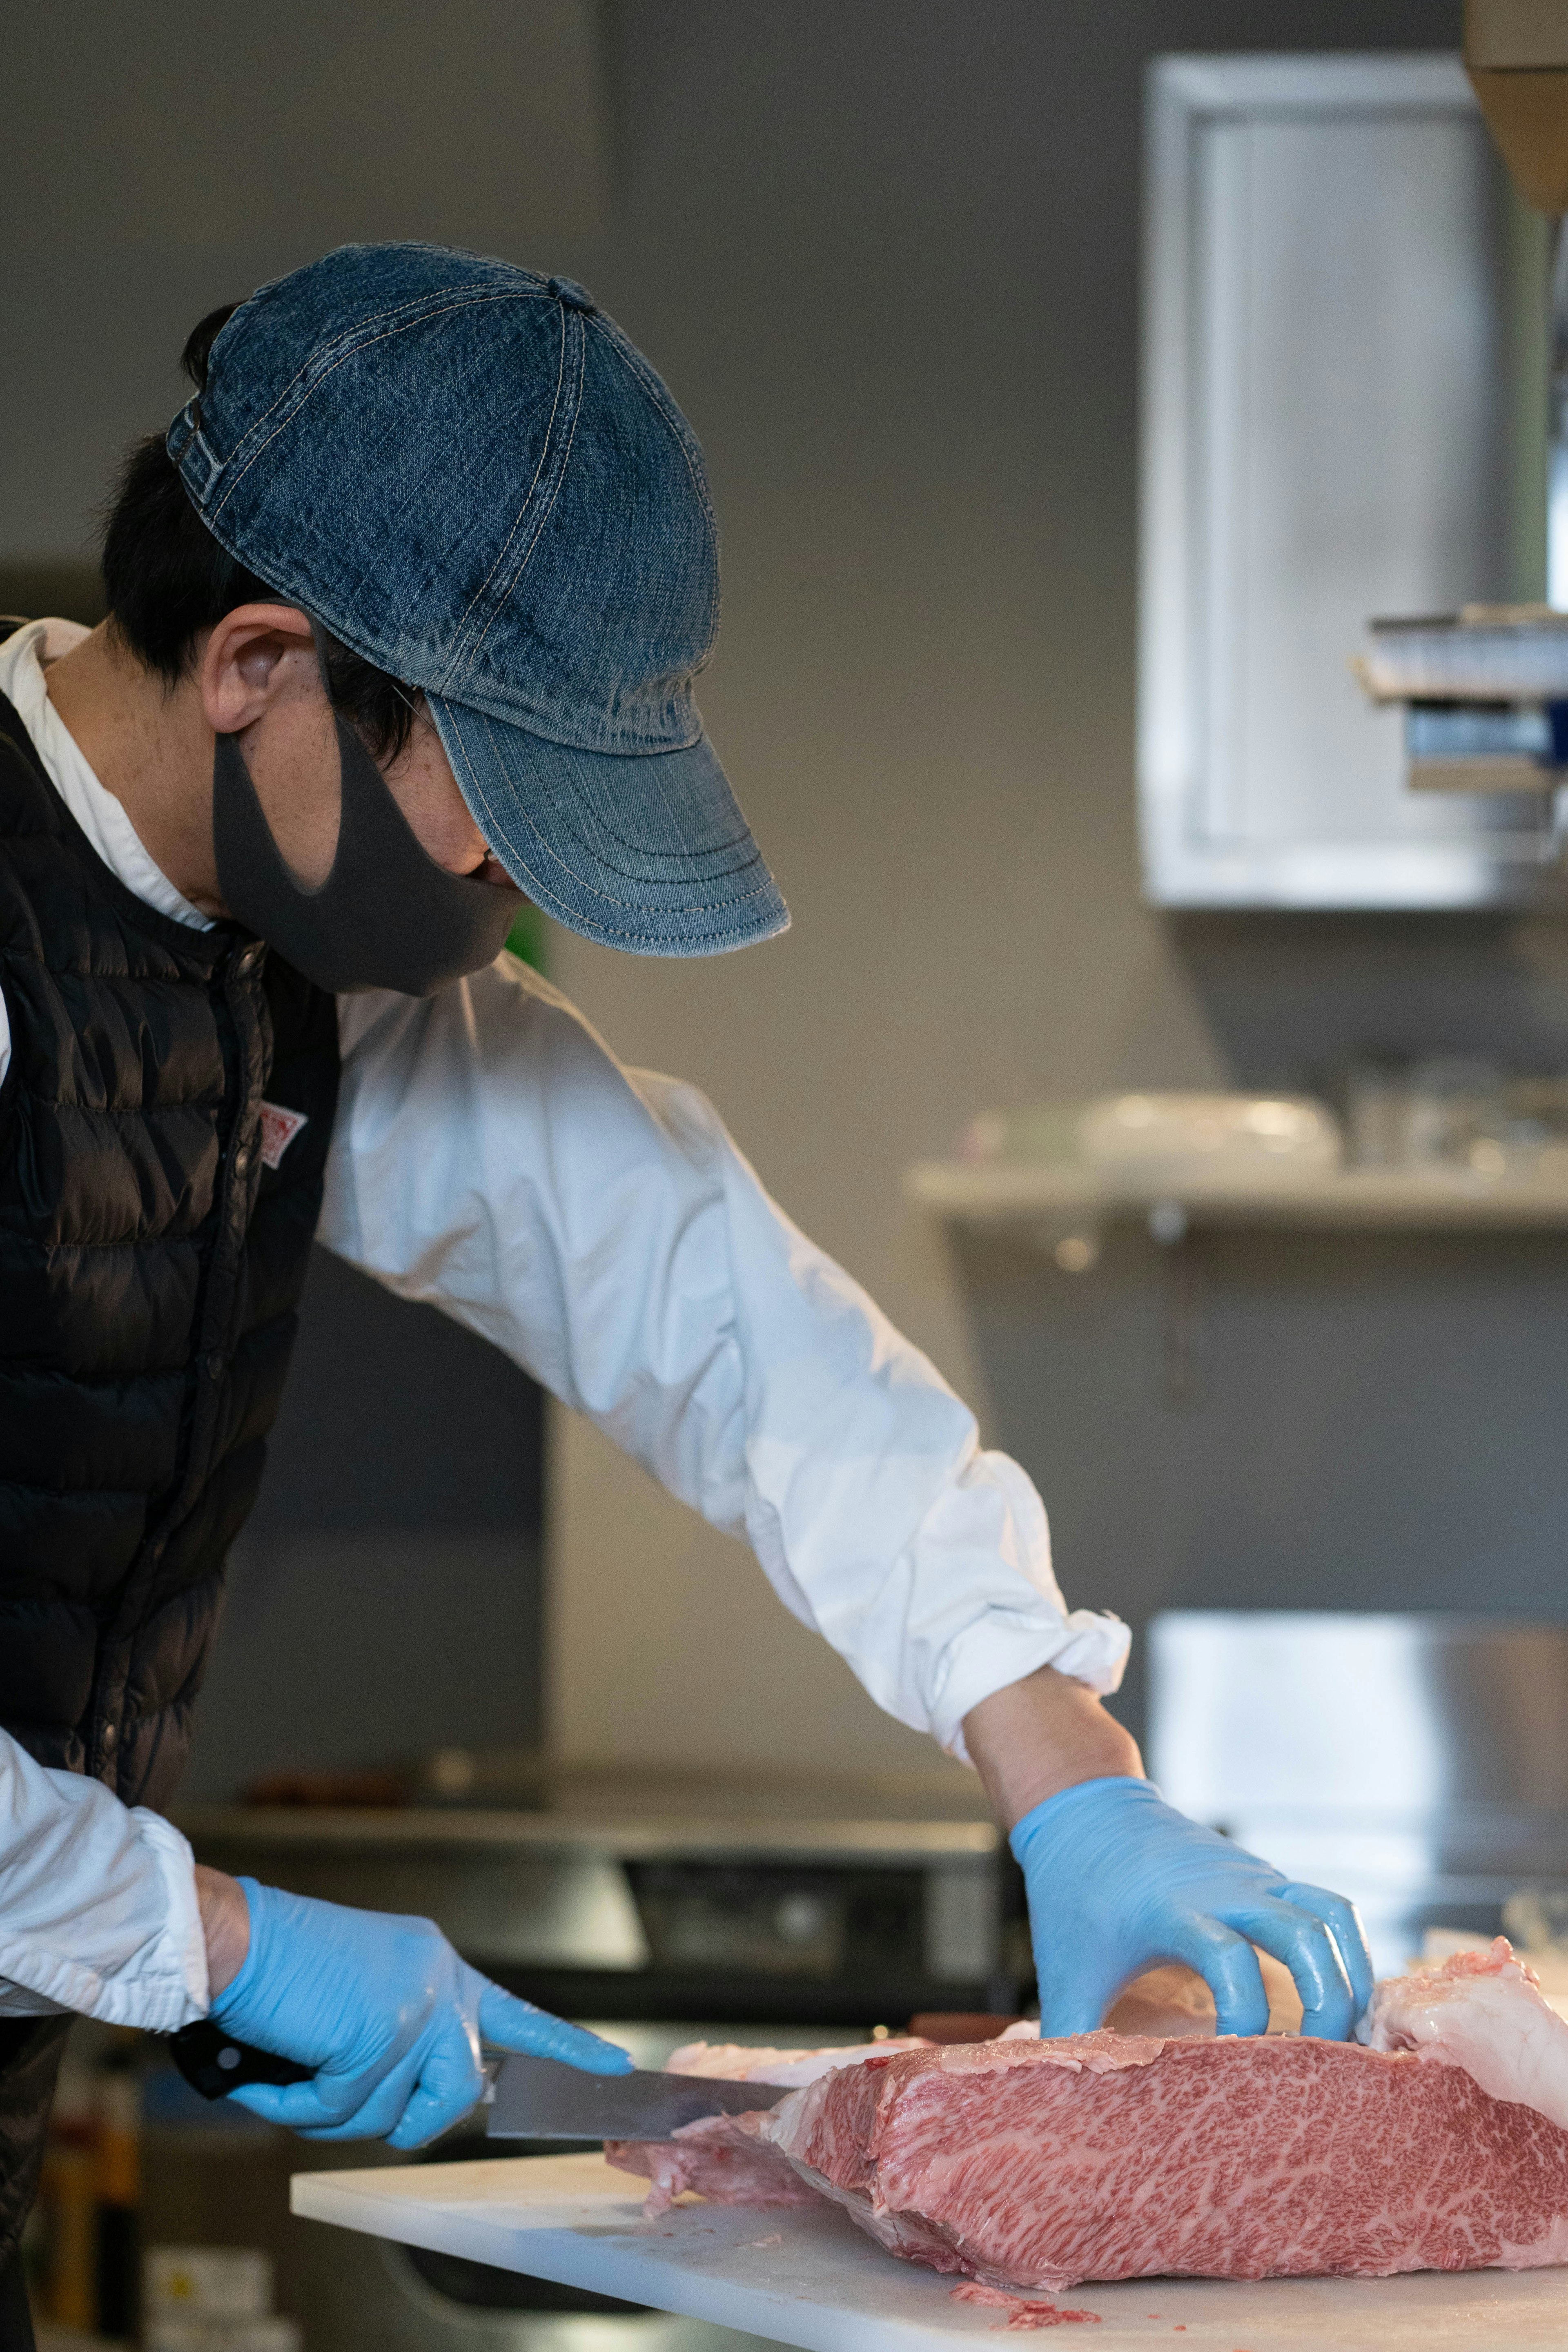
[608, 2111, 827, 2218]
[950, 2283, 1101, 2328]
[663, 2036, 930, 2085]
[604, 2036, 931, 2213]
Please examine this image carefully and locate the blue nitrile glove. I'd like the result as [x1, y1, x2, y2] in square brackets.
[210, 1878, 633, 2149]
[1011, 1777, 1374, 2042]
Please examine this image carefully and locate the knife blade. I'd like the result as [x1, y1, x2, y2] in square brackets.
[486, 2054, 799, 2143]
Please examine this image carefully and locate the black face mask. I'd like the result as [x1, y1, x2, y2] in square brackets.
[213, 711, 523, 997]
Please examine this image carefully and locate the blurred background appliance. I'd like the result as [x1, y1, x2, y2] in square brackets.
[176, 1754, 1025, 2032]
[1349, 5, 1568, 817]
[1149, 1610, 1568, 1976]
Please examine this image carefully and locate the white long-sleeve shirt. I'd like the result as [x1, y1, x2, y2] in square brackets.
[0, 619, 1128, 2028]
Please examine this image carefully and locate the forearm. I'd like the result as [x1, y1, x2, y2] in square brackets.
[323, 962, 1130, 1746]
[195, 1866, 250, 1997]
[0, 1731, 208, 2029]
[962, 1664, 1143, 1831]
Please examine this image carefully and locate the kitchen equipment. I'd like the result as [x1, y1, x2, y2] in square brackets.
[1354, 12, 1568, 814]
[1078, 1093, 1342, 1186]
[488, 2059, 795, 2144]
[1150, 1612, 1568, 1976]
[962, 1094, 1342, 1187]
[142, 2242, 300, 2352]
[176, 1760, 1023, 2030]
[292, 2147, 1568, 2349]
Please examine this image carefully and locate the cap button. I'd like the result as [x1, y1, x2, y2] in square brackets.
[547, 276, 597, 315]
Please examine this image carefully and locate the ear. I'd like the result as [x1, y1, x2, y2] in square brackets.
[200, 604, 318, 737]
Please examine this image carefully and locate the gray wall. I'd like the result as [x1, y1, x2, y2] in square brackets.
[543, 0, 1568, 1769]
[15, 0, 1563, 1788]
[183, 1253, 547, 1799]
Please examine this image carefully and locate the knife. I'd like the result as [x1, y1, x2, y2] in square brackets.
[166, 2020, 316, 2101]
[487, 2054, 799, 2143]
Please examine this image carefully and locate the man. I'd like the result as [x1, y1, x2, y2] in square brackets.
[0, 243, 1370, 2339]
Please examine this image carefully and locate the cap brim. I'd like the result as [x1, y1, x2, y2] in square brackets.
[428, 695, 789, 958]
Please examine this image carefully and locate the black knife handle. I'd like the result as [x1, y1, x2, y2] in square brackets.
[167, 2019, 316, 2101]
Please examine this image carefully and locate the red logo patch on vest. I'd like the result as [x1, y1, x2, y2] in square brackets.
[259, 1102, 309, 1171]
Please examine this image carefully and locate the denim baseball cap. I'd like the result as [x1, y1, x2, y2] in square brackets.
[166, 242, 788, 957]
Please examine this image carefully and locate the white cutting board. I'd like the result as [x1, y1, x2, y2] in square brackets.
[292, 2151, 1568, 2350]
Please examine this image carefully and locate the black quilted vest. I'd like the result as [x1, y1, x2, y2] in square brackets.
[0, 688, 339, 1813]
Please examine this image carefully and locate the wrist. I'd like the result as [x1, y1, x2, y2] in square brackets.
[962, 1663, 1143, 1831]
[195, 1865, 251, 2000]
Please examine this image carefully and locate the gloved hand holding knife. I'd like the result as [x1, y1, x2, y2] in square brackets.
[189, 1868, 631, 2150]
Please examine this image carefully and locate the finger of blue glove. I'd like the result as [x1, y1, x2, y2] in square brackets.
[376, 2024, 491, 2151]
[286, 2047, 457, 2145]
[1033, 1966, 1123, 2039]
[225, 2042, 437, 2141]
[385, 2073, 479, 2153]
[1222, 1898, 1356, 2042]
[1277, 1882, 1375, 2020]
[1159, 1914, 1273, 2038]
[225, 2076, 369, 2132]
[294, 2058, 439, 2144]
[476, 1983, 633, 2074]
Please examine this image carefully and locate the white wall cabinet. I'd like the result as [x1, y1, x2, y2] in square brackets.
[1139, 54, 1567, 910]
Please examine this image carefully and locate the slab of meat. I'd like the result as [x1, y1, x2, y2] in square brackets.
[765, 1950, 1568, 2289]
[605, 1945, 1568, 2288]
[604, 1963, 1296, 2216]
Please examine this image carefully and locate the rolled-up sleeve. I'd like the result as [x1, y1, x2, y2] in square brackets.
[321, 957, 1128, 1755]
[0, 1731, 207, 2029]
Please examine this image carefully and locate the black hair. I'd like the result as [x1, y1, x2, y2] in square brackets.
[100, 303, 417, 762]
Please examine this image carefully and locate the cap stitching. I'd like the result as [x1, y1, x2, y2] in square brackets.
[587, 321, 722, 666]
[209, 294, 529, 521]
[467, 706, 757, 874]
[216, 290, 454, 457]
[451, 311, 588, 687]
[444, 706, 775, 922]
[465, 729, 765, 897]
[432, 305, 577, 694]
[512, 866, 786, 947]
[209, 281, 543, 483]
[208, 282, 525, 476]
[209, 294, 548, 522]
[445, 316, 715, 725]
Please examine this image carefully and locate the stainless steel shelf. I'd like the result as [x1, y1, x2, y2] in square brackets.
[904, 1158, 1568, 1236]
[173, 1804, 1001, 1865]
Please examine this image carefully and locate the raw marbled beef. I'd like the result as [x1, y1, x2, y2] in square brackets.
[604, 1959, 1301, 2215]
[606, 1944, 1568, 2289]
[763, 2021, 1568, 2290]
